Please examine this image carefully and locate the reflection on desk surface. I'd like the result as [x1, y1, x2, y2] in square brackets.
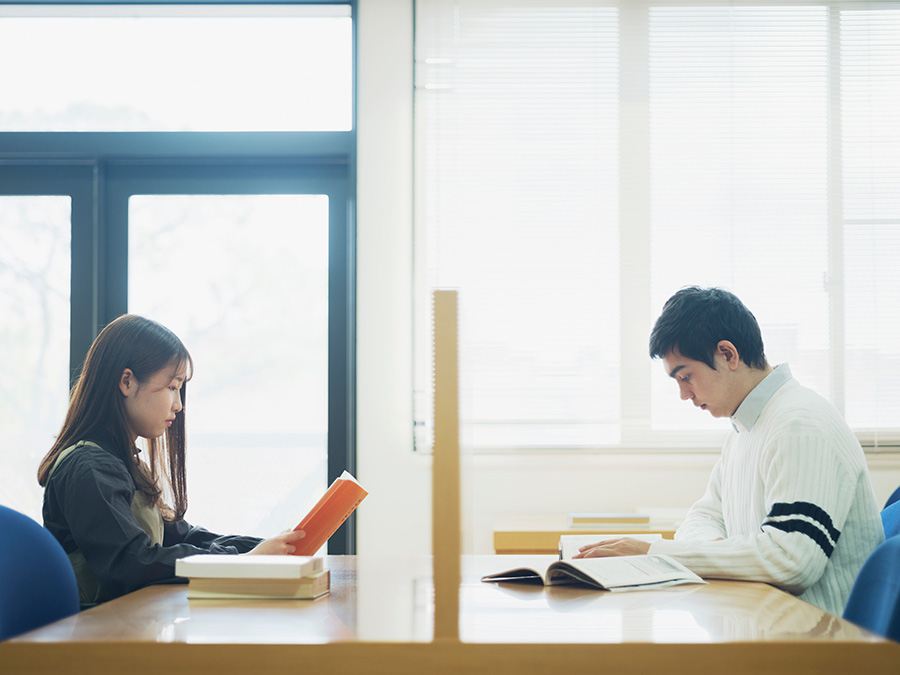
[7, 555, 885, 645]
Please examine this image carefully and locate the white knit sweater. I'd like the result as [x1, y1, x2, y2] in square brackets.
[648, 364, 884, 616]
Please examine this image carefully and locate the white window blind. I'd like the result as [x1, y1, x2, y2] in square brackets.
[648, 5, 830, 438]
[414, 0, 900, 452]
[842, 6, 900, 441]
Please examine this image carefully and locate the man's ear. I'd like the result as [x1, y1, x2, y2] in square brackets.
[119, 368, 135, 397]
[716, 341, 741, 371]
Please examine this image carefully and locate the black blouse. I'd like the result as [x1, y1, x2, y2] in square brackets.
[42, 434, 261, 602]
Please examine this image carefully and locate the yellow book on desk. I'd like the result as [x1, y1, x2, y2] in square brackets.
[175, 554, 328, 600]
[186, 569, 330, 600]
[567, 512, 650, 527]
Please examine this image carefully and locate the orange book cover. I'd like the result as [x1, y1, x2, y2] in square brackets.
[292, 470, 368, 556]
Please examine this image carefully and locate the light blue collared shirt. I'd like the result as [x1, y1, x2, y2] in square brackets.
[730, 363, 792, 434]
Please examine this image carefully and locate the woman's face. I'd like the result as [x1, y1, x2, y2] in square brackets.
[119, 362, 186, 441]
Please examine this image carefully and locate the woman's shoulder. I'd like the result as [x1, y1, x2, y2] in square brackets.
[49, 438, 131, 483]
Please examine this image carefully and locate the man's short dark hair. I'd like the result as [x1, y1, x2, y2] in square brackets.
[649, 287, 768, 370]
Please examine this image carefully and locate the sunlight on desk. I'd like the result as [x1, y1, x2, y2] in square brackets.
[6, 555, 884, 645]
[4, 555, 899, 675]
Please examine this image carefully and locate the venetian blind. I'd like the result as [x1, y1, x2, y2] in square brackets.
[414, 0, 900, 452]
[841, 5, 900, 443]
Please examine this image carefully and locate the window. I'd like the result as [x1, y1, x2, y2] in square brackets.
[128, 191, 330, 538]
[0, 3, 352, 132]
[0, 2, 357, 552]
[0, 193, 71, 517]
[414, 0, 900, 452]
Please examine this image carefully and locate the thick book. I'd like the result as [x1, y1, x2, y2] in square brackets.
[558, 533, 663, 560]
[481, 554, 705, 592]
[567, 512, 651, 527]
[175, 554, 324, 579]
[292, 470, 368, 556]
[175, 554, 328, 600]
[186, 569, 330, 600]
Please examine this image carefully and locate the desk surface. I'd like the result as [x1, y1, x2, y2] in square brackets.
[3, 555, 898, 675]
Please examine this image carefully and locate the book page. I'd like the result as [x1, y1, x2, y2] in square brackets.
[480, 566, 547, 584]
[549, 555, 705, 591]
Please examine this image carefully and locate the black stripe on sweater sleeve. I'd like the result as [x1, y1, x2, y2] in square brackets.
[767, 501, 841, 542]
[763, 516, 836, 558]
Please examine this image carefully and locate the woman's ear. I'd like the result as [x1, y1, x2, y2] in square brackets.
[717, 340, 741, 371]
[119, 368, 135, 397]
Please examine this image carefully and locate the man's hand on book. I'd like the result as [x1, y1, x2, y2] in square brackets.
[572, 537, 651, 559]
[245, 529, 307, 556]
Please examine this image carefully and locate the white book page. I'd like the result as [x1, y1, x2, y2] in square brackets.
[560, 555, 704, 590]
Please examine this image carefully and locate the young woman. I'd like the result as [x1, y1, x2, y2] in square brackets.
[38, 314, 305, 606]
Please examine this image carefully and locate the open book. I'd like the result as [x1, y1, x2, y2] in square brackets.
[481, 554, 705, 592]
[175, 554, 329, 599]
[292, 470, 368, 556]
[558, 533, 663, 560]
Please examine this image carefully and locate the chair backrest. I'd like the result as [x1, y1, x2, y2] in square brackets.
[883, 501, 900, 539]
[886, 485, 900, 509]
[843, 535, 900, 642]
[0, 505, 80, 641]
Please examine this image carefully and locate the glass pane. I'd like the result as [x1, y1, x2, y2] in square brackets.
[841, 7, 900, 221]
[0, 196, 71, 520]
[841, 8, 900, 432]
[649, 6, 830, 432]
[0, 4, 352, 132]
[845, 222, 900, 429]
[128, 194, 328, 542]
[414, 2, 621, 450]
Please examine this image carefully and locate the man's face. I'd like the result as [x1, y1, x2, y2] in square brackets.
[662, 348, 742, 419]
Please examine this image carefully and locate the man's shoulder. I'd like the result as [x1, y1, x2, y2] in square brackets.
[759, 380, 863, 455]
[766, 377, 839, 419]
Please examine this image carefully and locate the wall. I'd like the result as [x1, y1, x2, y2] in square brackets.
[355, 0, 900, 557]
[357, 0, 431, 555]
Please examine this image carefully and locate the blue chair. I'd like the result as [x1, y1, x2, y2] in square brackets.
[883, 501, 900, 539]
[885, 485, 900, 509]
[843, 535, 900, 642]
[0, 505, 80, 641]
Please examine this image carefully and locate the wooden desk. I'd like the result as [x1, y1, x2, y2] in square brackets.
[494, 515, 679, 554]
[2, 555, 898, 675]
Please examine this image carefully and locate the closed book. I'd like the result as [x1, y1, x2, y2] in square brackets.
[567, 512, 650, 527]
[175, 554, 323, 580]
[292, 470, 368, 556]
[186, 569, 330, 600]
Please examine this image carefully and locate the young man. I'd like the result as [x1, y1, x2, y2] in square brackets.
[575, 287, 883, 615]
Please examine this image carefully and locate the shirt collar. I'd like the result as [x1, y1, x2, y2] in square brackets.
[731, 363, 792, 433]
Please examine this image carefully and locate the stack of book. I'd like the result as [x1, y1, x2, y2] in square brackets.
[175, 554, 329, 600]
[175, 470, 369, 600]
[566, 512, 650, 528]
